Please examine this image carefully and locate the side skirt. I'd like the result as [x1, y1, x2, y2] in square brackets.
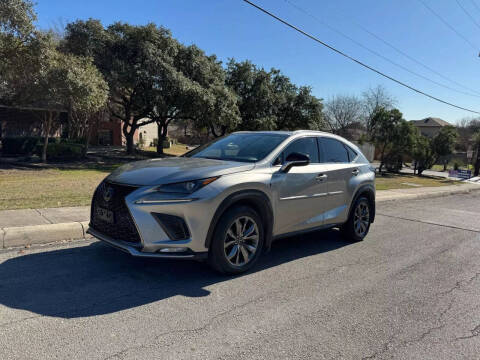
[272, 223, 341, 241]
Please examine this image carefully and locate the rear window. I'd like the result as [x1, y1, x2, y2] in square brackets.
[319, 138, 349, 163]
[346, 146, 358, 162]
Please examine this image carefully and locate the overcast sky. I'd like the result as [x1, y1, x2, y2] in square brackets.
[35, 0, 480, 124]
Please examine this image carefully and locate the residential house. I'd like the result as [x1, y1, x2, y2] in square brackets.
[0, 105, 67, 138]
[0, 105, 139, 147]
[410, 117, 451, 137]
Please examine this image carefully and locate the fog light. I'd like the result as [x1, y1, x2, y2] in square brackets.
[159, 248, 188, 253]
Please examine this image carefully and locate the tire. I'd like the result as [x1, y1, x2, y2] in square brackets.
[340, 196, 372, 242]
[208, 205, 264, 274]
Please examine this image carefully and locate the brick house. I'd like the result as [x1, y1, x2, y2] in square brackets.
[0, 105, 138, 147]
[88, 116, 139, 146]
[0, 105, 67, 138]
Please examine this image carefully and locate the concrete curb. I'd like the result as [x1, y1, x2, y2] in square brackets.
[376, 185, 480, 203]
[2, 222, 87, 249]
[1, 185, 479, 249]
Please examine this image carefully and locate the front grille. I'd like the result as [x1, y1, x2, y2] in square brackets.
[90, 181, 141, 243]
[153, 213, 190, 240]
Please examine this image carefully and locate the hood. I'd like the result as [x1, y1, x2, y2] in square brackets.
[106, 157, 255, 186]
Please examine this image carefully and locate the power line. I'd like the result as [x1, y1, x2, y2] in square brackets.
[470, 0, 480, 15]
[241, 0, 480, 115]
[332, 4, 480, 97]
[455, 0, 480, 31]
[284, 0, 480, 98]
[418, 0, 479, 52]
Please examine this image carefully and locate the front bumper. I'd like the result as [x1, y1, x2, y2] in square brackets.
[88, 180, 225, 259]
[87, 227, 208, 260]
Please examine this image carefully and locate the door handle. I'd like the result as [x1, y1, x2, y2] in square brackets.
[316, 174, 328, 181]
[352, 168, 360, 176]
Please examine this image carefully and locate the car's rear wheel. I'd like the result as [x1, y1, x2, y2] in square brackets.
[208, 205, 264, 274]
[340, 196, 371, 242]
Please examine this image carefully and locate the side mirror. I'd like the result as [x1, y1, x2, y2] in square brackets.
[280, 152, 310, 173]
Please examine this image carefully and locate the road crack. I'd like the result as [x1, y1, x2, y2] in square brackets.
[377, 213, 480, 233]
[455, 324, 480, 341]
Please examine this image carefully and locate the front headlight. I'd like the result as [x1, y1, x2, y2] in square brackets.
[156, 176, 219, 194]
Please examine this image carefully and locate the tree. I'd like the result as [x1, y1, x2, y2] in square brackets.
[0, 0, 36, 62]
[169, 45, 240, 143]
[431, 125, 458, 171]
[23, 42, 108, 162]
[61, 18, 106, 59]
[412, 126, 458, 176]
[62, 21, 170, 154]
[472, 131, 480, 177]
[196, 84, 240, 138]
[0, 0, 36, 102]
[1, 3, 108, 161]
[323, 94, 363, 137]
[225, 60, 278, 131]
[63, 55, 109, 156]
[384, 120, 417, 172]
[412, 134, 436, 176]
[362, 85, 396, 133]
[276, 85, 325, 131]
[368, 107, 405, 172]
[225, 59, 325, 132]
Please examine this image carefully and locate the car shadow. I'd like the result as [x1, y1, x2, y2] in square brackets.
[0, 229, 351, 319]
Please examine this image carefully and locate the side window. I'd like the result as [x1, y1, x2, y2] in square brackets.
[320, 138, 349, 163]
[346, 146, 358, 162]
[281, 137, 319, 163]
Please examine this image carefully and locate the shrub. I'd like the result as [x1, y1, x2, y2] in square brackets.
[35, 142, 84, 160]
[2, 137, 41, 155]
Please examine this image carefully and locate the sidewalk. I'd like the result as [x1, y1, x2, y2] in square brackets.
[0, 206, 90, 249]
[1, 183, 479, 249]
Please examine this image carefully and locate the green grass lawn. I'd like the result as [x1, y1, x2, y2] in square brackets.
[144, 143, 190, 156]
[0, 167, 111, 210]
[0, 163, 464, 211]
[375, 173, 461, 191]
[429, 164, 473, 172]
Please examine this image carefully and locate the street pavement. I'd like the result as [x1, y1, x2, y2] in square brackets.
[0, 193, 479, 359]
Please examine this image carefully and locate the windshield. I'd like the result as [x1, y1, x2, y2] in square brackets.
[185, 133, 288, 163]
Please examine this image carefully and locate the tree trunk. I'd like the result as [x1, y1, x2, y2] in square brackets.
[474, 145, 480, 177]
[82, 118, 91, 158]
[41, 112, 53, 163]
[210, 124, 219, 138]
[378, 144, 386, 173]
[125, 133, 134, 155]
[156, 119, 169, 155]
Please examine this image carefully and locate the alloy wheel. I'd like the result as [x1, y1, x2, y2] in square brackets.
[353, 201, 370, 237]
[224, 216, 259, 267]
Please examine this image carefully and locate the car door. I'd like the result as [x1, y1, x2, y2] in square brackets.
[318, 137, 359, 225]
[271, 137, 330, 236]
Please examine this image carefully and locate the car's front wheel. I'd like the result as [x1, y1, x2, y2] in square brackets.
[208, 205, 264, 274]
[340, 196, 372, 242]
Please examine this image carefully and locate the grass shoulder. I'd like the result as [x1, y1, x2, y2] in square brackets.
[375, 173, 462, 191]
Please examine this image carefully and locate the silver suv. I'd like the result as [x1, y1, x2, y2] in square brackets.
[88, 131, 375, 274]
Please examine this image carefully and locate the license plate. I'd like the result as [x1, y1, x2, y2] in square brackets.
[96, 207, 115, 224]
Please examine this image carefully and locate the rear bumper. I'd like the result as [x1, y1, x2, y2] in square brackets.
[87, 227, 208, 260]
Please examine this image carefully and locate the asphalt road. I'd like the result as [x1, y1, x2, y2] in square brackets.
[1, 193, 479, 359]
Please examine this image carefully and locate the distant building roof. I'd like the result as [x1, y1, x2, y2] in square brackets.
[410, 117, 451, 127]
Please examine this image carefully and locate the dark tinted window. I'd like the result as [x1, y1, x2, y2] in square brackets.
[320, 138, 349, 163]
[186, 133, 288, 163]
[281, 137, 319, 163]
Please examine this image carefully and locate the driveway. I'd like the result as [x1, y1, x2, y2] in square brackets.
[0, 193, 479, 359]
